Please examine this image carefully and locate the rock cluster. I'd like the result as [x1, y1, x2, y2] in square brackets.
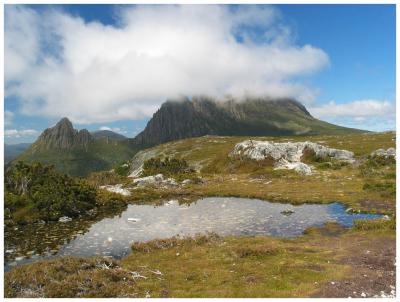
[371, 147, 396, 159]
[99, 184, 131, 196]
[230, 140, 355, 175]
[132, 174, 178, 188]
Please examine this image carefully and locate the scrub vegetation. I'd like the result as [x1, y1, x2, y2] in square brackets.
[4, 131, 396, 297]
[5, 220, 395, 298]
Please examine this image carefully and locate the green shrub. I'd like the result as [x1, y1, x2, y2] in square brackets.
[316, 160, 349, 170]
[353, 217, 395, 231]
[359, 156, 396, 178]
[142, 157, 194, 177]
[5, 161, 97, 222]
[362, 181, 396, 197]
[86, 171, 126, 186]
[114, 161, 131, 176]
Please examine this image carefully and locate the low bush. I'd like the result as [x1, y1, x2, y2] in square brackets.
[353, 217, 395, 231]
[86, 171, 126, 187]
[131, 233, 221, 253]
[362, 181, 396, 197]
[5, 161, 97, 223]
[233, 244, 283, 258]
[359, 156, 396, 178]
[114, 161, 131, 176]
[142, 157, 194, 177]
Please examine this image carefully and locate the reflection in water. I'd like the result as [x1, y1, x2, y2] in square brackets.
[5, 197, 382, 270]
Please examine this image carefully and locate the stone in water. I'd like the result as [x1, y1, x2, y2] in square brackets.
[281, 210, 294, 216]
[127, 218, 141, 222]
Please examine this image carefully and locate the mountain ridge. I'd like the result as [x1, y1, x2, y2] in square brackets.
[133, 96, 363, 147]
[91, 130, 127, 141]
[14, 96, 365, 176]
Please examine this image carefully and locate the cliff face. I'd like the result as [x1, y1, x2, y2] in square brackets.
[32, 118, 93, 151]
[133, 96, 358, 147]
[133, 98, 221, 146]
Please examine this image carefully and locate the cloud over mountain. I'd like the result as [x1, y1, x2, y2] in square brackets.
[5, 5, 329, 124]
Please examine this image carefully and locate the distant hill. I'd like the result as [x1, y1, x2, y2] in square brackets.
[133, 96, 364, 147]
[15, 118, 139, 176]
[91, 130, 127, 141]
[4, 143, 31, 163]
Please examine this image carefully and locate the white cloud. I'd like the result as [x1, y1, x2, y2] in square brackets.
[309, 99, 395, 118]
[5, 129, 39, 138]
[99, 126, 112, 131]
[5, 5, 329, 124]
[99, 126, 126, 134]
[5, 110, 15, 126]
[309, 99, 396, 131]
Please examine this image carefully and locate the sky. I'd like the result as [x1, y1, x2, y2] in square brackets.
[4, 4, 396, 144]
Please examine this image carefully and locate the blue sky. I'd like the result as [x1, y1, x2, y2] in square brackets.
[4, 4, 396, 144]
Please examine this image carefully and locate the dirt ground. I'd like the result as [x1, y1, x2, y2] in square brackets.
[312, 236, 396, 298]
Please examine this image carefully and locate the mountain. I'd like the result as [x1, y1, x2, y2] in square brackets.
[91, 130, 127, 141]
[29, 118, 93, 152]
[4, 143, 31, 164]
[15, 118, 139, 176]
[133, 96, 363, 147]
[15, 96, 364, 176]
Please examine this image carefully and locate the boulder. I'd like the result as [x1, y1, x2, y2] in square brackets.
[231, 140, 354, 162]
[371, 147, 396, 159]
[127, 218, 141, 222]
[281, 210, 295, 216]
[99, 184, 131, 196]
[230, 140, 355, 175]
[182, 179, 192, 185]
[275, 160, 312, 175]
[59, 216, 72, 223]
[133, 174, 164, 187]
[345, 207, 355, 214]
[132, 174, 178, 188]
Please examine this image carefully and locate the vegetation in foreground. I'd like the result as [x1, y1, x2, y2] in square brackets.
[5, 219, 395, 298]
[4, 132, 396, 298]
[4, 161, 127, 224]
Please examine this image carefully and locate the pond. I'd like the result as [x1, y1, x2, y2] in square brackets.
[5, 197, 382, 271]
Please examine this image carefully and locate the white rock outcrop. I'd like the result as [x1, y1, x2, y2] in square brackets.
[128, 164, 143, 178]
[99, 184, 131, 196]
[230, 140, 355, 175]
[59, 216, 72, 223]
[275, 161, 313, 175]
[128, 148, 161, 178]
[132, 174, 178, 188]
[182, 179, 192, 185]
[371, 147, 396, 159]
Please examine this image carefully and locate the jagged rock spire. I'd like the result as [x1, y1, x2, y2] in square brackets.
[34, 117, 93, 150]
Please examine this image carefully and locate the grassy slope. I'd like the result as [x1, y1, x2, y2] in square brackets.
[129, 131, 395, 214]
[224, 99, 363, 136]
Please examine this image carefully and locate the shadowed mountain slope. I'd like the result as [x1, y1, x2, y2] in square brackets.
[133, 96, 363, 147]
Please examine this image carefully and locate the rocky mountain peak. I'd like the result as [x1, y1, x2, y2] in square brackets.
[34, 118, 93, 151]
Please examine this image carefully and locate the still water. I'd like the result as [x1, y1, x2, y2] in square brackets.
[5, 197, 382, 270]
